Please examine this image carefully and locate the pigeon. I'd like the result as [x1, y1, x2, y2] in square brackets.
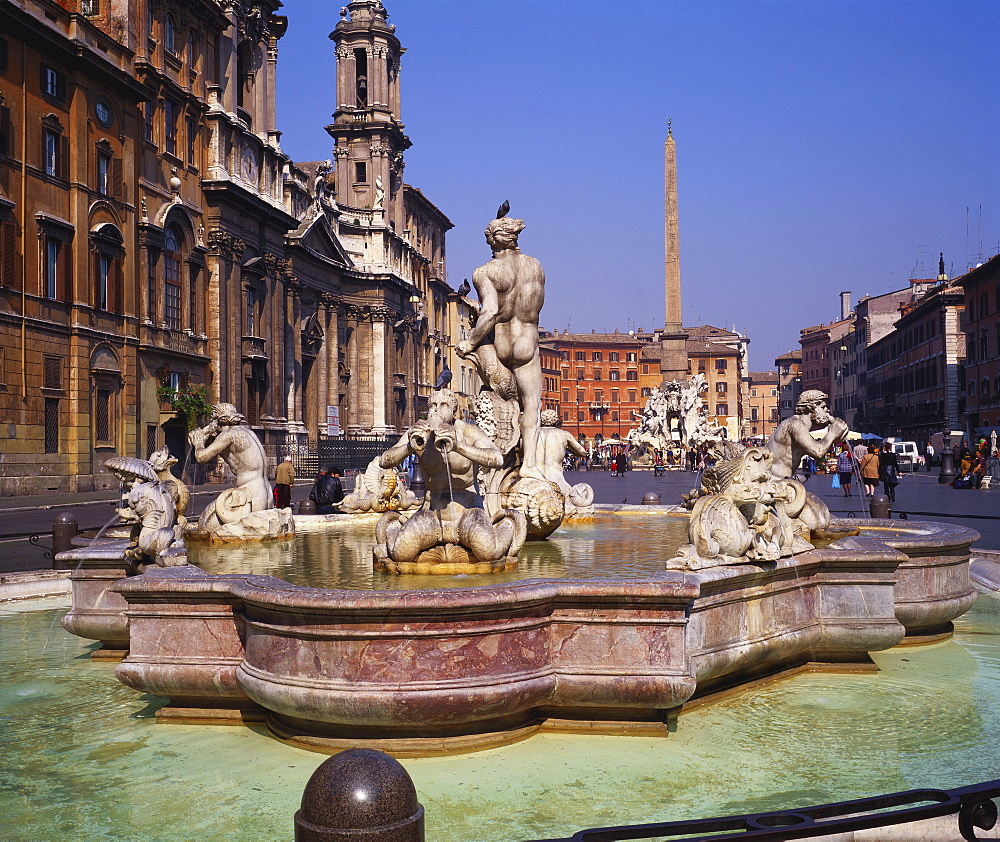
[621, 498, 628, 504]
[456, 278, 471, 297]
[496, 199, 510, 219]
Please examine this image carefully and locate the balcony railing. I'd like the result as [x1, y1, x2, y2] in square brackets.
[242, 335, 267, 362]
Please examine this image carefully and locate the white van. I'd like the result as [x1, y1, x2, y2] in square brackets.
[888, 440, 922, 472]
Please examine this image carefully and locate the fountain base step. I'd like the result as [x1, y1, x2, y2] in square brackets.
[156, 704, 267, 726]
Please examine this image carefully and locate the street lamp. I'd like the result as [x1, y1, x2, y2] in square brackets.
[938, 429, 963, 484]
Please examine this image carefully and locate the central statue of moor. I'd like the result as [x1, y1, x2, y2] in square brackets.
[457, 205, 546, 480]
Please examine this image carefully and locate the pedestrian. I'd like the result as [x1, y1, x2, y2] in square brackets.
[859, 445, 880, 498]
[972, 450, 988, 489]
[309, 466, 345, 514]
[878, 445, 900, 503]
[836, 445, 855, 497]
[852, 440, 869, 464]
[274, 455, 295, 509]
[925, 442, 935, 471]
[799, 454, 815, 482]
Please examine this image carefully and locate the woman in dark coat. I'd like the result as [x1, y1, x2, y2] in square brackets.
[878, 447, 900, 502]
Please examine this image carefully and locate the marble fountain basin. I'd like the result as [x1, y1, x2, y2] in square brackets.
[59, 513, 979, 755]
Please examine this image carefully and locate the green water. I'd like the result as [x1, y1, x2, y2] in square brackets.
[3, 593, 1000, 840]
[187, 513, 693, 590]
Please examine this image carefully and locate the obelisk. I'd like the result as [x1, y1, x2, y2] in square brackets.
[660, 120, 687, 383]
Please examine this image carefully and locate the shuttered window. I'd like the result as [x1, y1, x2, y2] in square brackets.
[43, 356, 62, 390]
[44, 398, 59, 453]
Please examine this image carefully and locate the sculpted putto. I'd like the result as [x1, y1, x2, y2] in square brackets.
[374, 389, 527, 573]
[534, 409, 594, 513]
[105, 456, 181, 566]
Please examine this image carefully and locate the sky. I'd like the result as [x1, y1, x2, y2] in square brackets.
[276, 0, 999, 371]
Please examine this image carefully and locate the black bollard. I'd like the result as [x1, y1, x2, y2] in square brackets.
[52, 512, 78, 568]
[641, 492, 661, 505]
[298, 498, 318, 515]
[869, 493, 891, 519]
[295, 748, 424, 841]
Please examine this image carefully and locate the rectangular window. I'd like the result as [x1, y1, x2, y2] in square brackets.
[716, 403, 729, 416]
[577, 411, 584, 422]
[95, 389, 111, 442]
[576, 369, 584, 381]
[44, 130, 59, 176]
[626, 370, 638, 381]
[43, 356, 62, 389]
[716, 358, 727, 371]
[612, 411, 619, 422]
[97, 151, 111, 195]
[45, 239, 59, 299]
[609, 370, 620, 381]
[591, 352, 602, 361]
[593, 370, 602, 381]
[575, 352, 585, 361]
[716, 381, 727, 393]
[164, 100, 178, 155]
[41, 65, 65, 101]
[165, 281, 181, 330]
[628, 390, 636, 403]
[81, 0, 100, 15]
[609, 352, 619, 362]
[187, 116, 197, 165]
[97, 254, 111, 310]
[611, 389, 619, 403]
[146, 251, 157, 321]
[561, 389, 569, 402]
[44, 398, 59, 453]
[246, 287, 256, 336]
[144, 102, 155, 143]
[751, 407, 759, 421]
[189, 267, 199, 332]
[641, 387, 651, 397]
[146, 424, 158, 458]
[594, 389, 603, 402]
[641, 364, 648, 375]
[576, 391, 584, 402]
[0, 103, 11, 156]
[354, 161, 367, 183]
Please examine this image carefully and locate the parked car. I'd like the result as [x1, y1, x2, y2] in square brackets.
[888, 440, 923, 472]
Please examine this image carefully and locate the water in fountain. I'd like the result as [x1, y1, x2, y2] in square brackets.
[4, 592, 1000, 840]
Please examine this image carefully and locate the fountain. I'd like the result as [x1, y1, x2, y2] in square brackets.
[46, 207, 980, 761]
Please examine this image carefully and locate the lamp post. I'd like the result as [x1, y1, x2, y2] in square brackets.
[938, 429, 962, 484]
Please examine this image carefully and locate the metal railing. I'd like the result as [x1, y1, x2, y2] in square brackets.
[526, 780, 1000, 841]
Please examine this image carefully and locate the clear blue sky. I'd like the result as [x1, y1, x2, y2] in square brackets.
[277, 0, 999, 371]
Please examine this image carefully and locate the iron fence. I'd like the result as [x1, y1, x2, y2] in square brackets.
[526, 780, 1000, 842]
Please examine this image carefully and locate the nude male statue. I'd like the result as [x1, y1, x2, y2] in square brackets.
[189, 403, 272, 529]
[767, 390, 849, 480]
[456, 213, 546, 480]
[376, 389, 524, 564]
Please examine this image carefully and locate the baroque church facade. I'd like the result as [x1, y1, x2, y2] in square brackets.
[0, 0, 469, 494]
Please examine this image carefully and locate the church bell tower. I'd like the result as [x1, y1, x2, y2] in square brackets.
[326, 1, 411, 228]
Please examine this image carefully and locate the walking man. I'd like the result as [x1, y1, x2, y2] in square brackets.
[275, 455, 295, 509]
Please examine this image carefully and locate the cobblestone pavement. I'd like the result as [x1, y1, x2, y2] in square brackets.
[2, 467, 996, 574]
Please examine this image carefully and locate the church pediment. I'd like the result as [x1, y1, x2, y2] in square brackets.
[293, 213, 353, 268]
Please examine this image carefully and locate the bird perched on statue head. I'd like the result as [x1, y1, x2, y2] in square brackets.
[496, 199, 510, 219]
[456, 278, 471, 297]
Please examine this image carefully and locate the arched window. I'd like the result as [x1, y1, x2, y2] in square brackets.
[163, 226, 183, 330]
[165, 14, 177, 54]
[90, 223, 123, 312]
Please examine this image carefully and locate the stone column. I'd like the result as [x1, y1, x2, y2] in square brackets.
[371, 306, 389, 433]
[345, 306, 363, 433]
[324, 297, 341, 435]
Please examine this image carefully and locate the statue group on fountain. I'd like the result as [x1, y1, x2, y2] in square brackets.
[670, 388, 853, 569]
[373, 205, 593, 573]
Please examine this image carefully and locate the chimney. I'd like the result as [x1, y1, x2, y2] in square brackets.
[839, 291, 852, 321]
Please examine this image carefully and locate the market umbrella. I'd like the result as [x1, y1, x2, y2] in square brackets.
[860, 433, 884, 441]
